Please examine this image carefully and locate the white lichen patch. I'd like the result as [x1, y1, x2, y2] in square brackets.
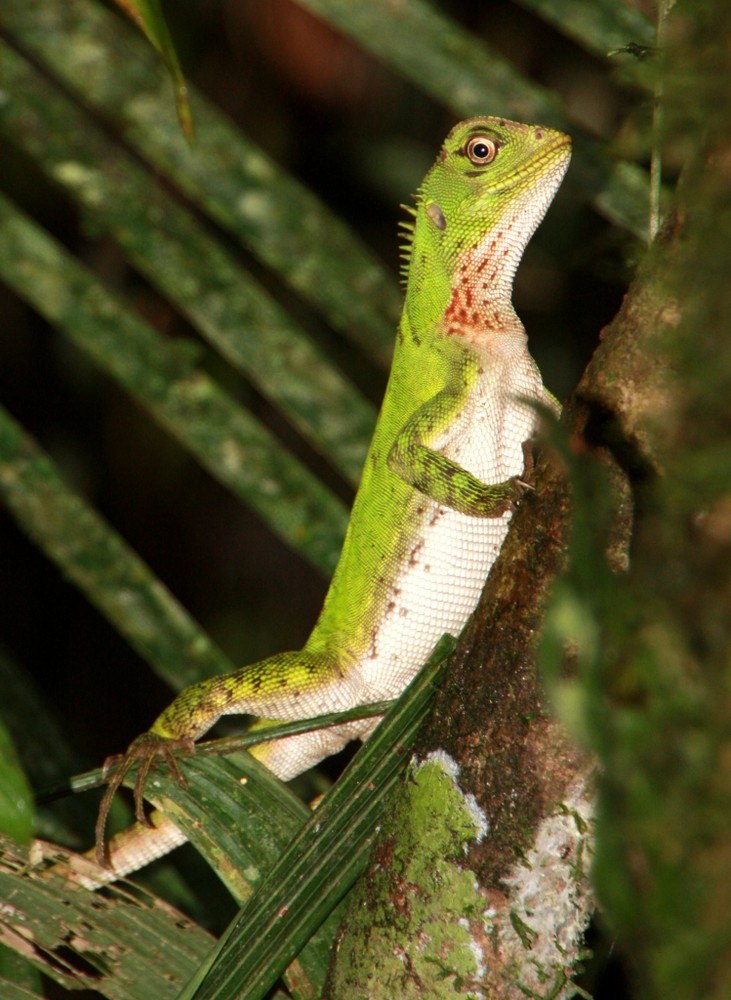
[460, 917, 487, 979]
[419, 747, 461, 780]
[499, 772, 595, 997]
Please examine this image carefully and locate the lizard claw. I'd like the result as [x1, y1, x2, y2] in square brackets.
[95, 733, 194, 868]
[502, 474, 532, 513]
[513, 478, 535, 492]
[502, 438, 538, 510]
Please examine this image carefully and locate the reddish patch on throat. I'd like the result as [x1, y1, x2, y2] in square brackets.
[444, 269, 506, 338]
[445, 232, 518, 339]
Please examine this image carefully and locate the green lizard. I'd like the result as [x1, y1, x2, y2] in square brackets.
[93, 116, 571, 875]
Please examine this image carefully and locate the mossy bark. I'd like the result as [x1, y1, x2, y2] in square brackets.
[327, 408, 596, 999]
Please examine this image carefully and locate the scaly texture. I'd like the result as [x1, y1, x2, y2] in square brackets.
[96, 117, 571, 872]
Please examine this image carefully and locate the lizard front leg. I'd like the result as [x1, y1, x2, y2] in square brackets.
[387, 392, 532, 517]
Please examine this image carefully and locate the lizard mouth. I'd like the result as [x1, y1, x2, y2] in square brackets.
[474, 132, 571, 201]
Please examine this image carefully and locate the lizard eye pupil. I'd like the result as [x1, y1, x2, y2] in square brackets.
[466, 136, 497, 165]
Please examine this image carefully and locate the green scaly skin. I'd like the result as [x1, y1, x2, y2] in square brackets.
[95, 118, 571, 871]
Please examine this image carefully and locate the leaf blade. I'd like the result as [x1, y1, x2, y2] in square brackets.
[113, 0, 193, 137]
[0, 0, 400, 366]
[0, 192, 348, 579]
[0, 835, 213, 999]
[0, 40, 377, 488]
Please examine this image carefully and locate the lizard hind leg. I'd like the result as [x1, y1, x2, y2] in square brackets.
[215, 647, 372, 781]
[152, 647, 365, 744]
[248, 713, 379, 783]
[95, 648, 363, 863]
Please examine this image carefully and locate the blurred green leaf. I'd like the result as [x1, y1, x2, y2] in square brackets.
[0, 192, 349, 576]
[1, 0, 400, 367]
[0, 400, 235, 690]
[0, 41, 376, 489]
[113, 0, 193, 137]
[0, 978, 45, 1000]
[0, 719, 33, 845]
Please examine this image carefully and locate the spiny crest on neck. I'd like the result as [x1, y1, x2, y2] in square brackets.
[397, 166, 450, 289]
[398, 201, 417, 286]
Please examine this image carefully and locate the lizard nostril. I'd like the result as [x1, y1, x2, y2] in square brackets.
[535, 128, 545, 140]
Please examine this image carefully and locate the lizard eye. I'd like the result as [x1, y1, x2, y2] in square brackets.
[465, 136, 497, 165]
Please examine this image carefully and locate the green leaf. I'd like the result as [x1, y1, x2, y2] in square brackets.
[134, 753, 332, 996]
[0, 834, 213, 998]
[0, 401, 235, 690]
[0, 659, 34, 893]
[0, 647, 98, 847]
[0, 719, 32, 846]
[0, 41, 376, 490]
[82, 701, 396, 995]
[0, 0, 400, 366]
[112, 0, 193, 138]
[0, 977, 45, 1000]
[0, 193, 348, 577]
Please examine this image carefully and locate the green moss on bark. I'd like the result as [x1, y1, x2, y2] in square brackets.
[328, 752, 489, 999]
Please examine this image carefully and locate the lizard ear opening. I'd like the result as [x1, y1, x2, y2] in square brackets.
[425, 202, 447, 231]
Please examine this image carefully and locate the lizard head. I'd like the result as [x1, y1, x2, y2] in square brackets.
[401, 117, 571, 328]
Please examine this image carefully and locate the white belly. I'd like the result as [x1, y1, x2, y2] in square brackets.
[359, 345, 547, 699]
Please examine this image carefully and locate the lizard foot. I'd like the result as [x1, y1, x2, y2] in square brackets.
[95, 732, 194, 868]
[499, 437, 538, 511]
[492, 473, 532, 517]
